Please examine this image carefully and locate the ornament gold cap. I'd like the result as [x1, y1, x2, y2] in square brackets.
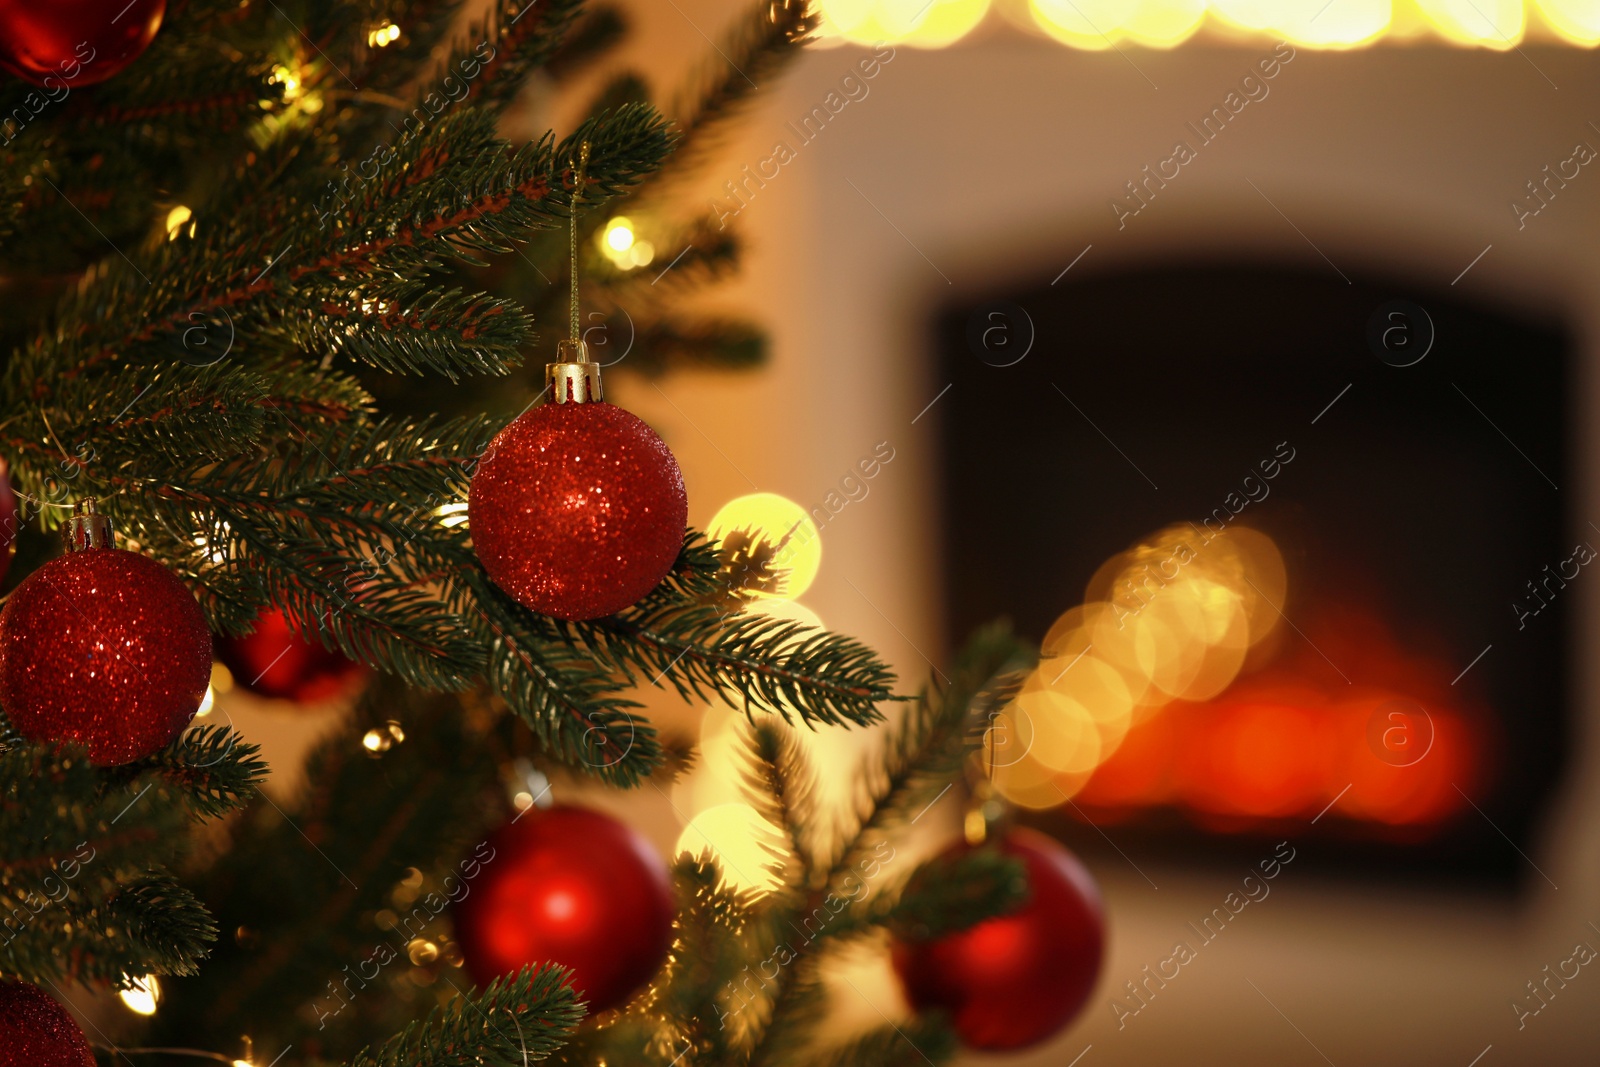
[545, 339, 603, 405]
[64, 498, 114, 552]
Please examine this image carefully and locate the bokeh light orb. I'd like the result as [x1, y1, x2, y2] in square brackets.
[708, 493, 822, 600]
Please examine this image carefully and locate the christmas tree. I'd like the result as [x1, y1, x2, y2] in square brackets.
[0, 2, 1103, 1064]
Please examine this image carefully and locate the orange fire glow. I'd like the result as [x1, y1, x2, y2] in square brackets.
[988, 522, 1493, 835]
[1073, 603, 1492, 831]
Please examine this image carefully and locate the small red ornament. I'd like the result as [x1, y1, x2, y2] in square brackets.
[0, 458, 16, 587]
[469, 342, 686, 621]
[0, 0, 167, 88]
[454, 804, 675, 1013]
[0, 980, 94, 1067]
[892, 828, 1106, 1052]
[0, 502, 211, 766]
[217, 607, 368, 704]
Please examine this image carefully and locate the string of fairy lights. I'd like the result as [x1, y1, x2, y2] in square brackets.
[816, 0, 1600, 50]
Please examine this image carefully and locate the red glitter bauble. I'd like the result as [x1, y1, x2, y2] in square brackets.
[0, 458, 15, 587]
[217, 607, 368, 704]
[0, 547, 211, 765]
[469, 402, 686, 621]
[0, 980, 94, 1067]
[0, 0, 166, 88]
[455, 805, 675, 1013]
[891, 828, 1105, 1052]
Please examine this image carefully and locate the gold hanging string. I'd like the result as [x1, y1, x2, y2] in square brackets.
[569, 141, 591, 345]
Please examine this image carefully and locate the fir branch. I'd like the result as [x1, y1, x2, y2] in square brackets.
[595, 606, 895, 731]
[621, 317, 766, 378]
[357, 0, 468, 97]
[802, 1021, 958, 1067]
[545, 6, 629, 83]
[879, 847, 1028, 941]
[607, 220, 743, 298]
[476, 582, 663, 786]
[825, 625, 1028, 885]
[345, 965, 585, 1067]
[61, 54, 281, 138]
[468, 0, 587, 107]
[0, 732, 250, 986]
[639, 0, 817, 198]
[105, 874, 219, 979]
[159, 683, 505, 1048]
[7, 104, 674, 405]
[641, 856, 764, 1065]
[739, 721, 823, 885]
[102, 725, 269, 821]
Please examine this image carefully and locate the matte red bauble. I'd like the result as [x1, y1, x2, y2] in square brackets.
[0, 507, 210, 765]
[892, 828, 1105, 1052]
[0, 0, 167, 88]
[0, 980, 94, 1067]
[454, 805, 675, 1013]
[218, 607, 368, 704]
[0, 458, 15, 587]
[469, 396, 686, 621]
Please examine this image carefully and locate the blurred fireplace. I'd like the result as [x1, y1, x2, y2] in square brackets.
[933, 261, 1572, 890]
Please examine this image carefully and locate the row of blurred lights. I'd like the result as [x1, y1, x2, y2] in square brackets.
[816, 0, 1600, 50]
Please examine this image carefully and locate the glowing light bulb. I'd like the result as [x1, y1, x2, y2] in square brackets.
[707, 493, 822, 599]
[270, 65, 302, 101]
[362, 728, 396, 753]
[368, 21, 402, 47]
[120, 975, 160, 1015]
[604, 217, 635, 252]
[164, 204, 192, 240]
[433, 501, 470, 528]
[1031, 0, 1206, 49]
[1414, 0, 1524, 46]
[902, 0, 991, 47]
[1538, 0, 1600, 43]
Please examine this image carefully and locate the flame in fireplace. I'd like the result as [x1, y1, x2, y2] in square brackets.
[987, 525, 1488, 832]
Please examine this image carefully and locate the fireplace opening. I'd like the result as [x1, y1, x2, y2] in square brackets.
[933, 259, 1572, 890]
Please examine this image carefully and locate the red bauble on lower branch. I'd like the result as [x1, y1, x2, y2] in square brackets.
[217, 607, 369, 704]
[0, 505, 211, 765]
[0, 980, 94, 1067]
[469, 396, 687, 622]
[454, 805, 675, 1013]
[892, 828, 1106, 1052]
[0, 0, 167, 88]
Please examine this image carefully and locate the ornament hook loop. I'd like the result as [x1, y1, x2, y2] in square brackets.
[64, 498, 114, 552]
[546, 339, 603, 404]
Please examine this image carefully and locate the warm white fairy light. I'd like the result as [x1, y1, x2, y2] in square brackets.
[368, 21, 402, 47]
[165, 205, 192, 240]
[120, 975, 160, 1015]
[269, 64, 302, 100]
[604, 217, 635, 252]
[433, 501, 470, 528]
